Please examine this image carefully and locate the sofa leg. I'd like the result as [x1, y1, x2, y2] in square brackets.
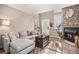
[7, 52, 11, 54]
[28, 49, 35, 54]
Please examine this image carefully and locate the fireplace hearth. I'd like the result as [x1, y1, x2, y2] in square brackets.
[64, 27, 79, 43]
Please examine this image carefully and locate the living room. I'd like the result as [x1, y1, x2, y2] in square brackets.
[0, 4, 79, 54]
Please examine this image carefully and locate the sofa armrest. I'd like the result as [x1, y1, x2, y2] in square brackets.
[2, 37, 10, 53]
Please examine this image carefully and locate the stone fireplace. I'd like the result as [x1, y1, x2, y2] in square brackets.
[64, 27, 79, 43]
[62, 4, 79, 43]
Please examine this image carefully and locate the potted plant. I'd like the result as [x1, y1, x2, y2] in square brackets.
[56, 24, 64, 41]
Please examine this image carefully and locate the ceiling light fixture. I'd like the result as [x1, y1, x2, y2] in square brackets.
[2, 19, 10, 26]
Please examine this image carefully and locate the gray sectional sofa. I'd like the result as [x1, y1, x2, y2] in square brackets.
[1, 31, 36, 54]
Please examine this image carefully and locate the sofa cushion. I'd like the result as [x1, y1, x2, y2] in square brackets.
[8, 32, 18, 41]
[10, 39, 35, 52]
[14, 32, 19, 38]
[19, 31, 27, 38]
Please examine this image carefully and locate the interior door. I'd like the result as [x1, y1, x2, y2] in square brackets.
[41, 19, 50, 36]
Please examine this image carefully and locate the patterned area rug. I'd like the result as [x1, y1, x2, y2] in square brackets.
[31, 41, 61, 54]
[0, 40, 78, 54]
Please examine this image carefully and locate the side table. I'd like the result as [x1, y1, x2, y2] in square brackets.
[35, 35, 49, 49]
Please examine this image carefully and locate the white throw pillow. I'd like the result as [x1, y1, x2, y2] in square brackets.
[8, 32, 17, 41]
[19, 31, 27, 38]
[14, 32, 19, 38]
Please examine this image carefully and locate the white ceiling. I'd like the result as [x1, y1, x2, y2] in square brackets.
[6, 4, 74, 15]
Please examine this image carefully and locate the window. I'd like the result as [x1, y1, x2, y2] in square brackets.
[54, 13, 62, 33]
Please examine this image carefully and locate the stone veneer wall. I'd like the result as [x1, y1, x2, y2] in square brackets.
[62, 4, 79, 31]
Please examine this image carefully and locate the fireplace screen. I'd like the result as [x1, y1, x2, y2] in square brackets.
[64, 27, 79, 43]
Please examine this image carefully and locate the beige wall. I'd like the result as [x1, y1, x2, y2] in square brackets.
[33, 11, 54, 35]
[0, 4, 34, 32]
[39, 11, 53, 22]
